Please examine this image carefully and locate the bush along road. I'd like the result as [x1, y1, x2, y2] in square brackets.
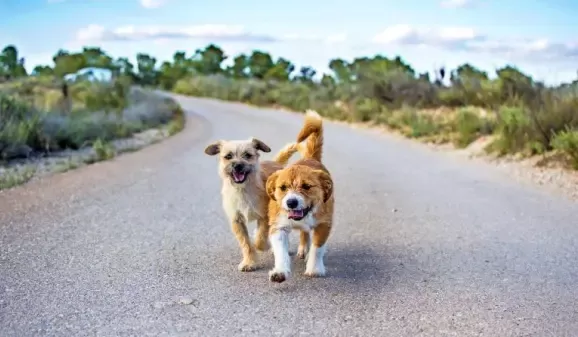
[1, 43, 577, 193]
[0, 76, 185, 190]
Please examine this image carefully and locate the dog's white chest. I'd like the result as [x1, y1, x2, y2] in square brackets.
[222, 185, 261, 222]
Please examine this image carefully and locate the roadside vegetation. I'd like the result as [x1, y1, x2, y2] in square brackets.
[2, 43, 578, 175]
[0, 45, 185, 189]
[149, 44, 578, 169]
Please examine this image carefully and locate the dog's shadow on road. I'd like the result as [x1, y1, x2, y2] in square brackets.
[328, 246, 393, 280]
[280, 243, 402, 294]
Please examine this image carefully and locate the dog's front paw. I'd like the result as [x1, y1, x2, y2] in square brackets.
[268, 269, 290, 283]
[304, 266, 326, 278]
[238, 260, 258, 272]
[296, 249, 307, 260]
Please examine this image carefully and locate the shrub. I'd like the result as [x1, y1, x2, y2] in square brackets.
[0, 95, 40, 159]
[93, 138, 116, 161]
[0, 166, 36, 190]
[0, 78, 183, 160]
[551, 128, 578, 169]
[168, 63, 578, 169]
[452, 107, 494, 148]
[351, 98, 382, 122]
[490, 106, 533, 155]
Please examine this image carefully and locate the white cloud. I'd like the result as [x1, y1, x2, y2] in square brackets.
[281, 32, 347, 45]
[73, 24, 346, 45]
[140, 0, 167, 9]
[372, 25, 482, 51]
[372, 25, 578, 64]
[440, 0, 475, 8]
[75, 24, 276, 43]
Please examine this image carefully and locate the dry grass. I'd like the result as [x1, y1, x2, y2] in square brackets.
[173, 74, 578, 170]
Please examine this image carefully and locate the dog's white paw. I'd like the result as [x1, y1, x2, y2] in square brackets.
[296, 247, 308, 260]
[268, 269, 290, 283]
[304, 244, 326, 277]
[304, 266, 326, 278]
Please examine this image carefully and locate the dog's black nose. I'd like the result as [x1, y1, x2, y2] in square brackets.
[232, 162, 244, 172]
[286, 198, 299, 209]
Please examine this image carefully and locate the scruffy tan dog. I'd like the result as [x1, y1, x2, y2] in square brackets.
[204, 137, 298, 272]
[266, 110, 335, 283]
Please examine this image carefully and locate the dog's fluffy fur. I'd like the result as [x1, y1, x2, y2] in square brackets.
[265, 110, 334, 283]
[204, 137, 298, 272]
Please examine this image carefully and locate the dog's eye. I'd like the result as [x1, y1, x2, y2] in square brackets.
[279, 185, 287, 192]
[223, 153, 233, 160]
[242, 152, 252, 160]
[302, 184, 311, 190]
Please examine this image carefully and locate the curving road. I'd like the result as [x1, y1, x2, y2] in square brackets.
[1, 93, 578, 337]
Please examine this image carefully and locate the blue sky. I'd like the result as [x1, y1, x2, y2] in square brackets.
[1, 0, 577, 84]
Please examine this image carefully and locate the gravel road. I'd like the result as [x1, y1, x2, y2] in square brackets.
[2, 94, 578, 337]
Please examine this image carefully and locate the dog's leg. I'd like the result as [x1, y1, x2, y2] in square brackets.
[254, 217, 270, 252]
[268, 227, 291, 283]
[296, 230, 310, 260]
[304, 223, 330, 277]
[231, 213, 258, 272]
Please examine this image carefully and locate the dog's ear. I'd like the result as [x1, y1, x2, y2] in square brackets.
[204, 141, 221, 156]
[314, 170, 333, 203]
[266, 171, 279, 201]
[251, 138, 271, 153]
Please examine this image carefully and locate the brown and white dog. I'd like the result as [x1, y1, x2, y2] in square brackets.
[266, 110, 334, 283]
[204, 137, 298, 272]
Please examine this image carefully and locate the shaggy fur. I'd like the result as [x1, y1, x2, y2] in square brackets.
[265, 110, 335, 283]
[204, 137, 298, 272]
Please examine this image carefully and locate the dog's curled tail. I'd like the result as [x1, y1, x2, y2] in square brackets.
[296, 109, 324, 162]
[273, 143, 300, 165]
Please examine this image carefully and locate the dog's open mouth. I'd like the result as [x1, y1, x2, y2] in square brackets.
[288, 206, 311, 221]
[231, 171, 248, 184]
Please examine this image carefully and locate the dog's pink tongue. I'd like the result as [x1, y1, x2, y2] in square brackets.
[233, 172, 245, 182]
[288, 210, 304, 219]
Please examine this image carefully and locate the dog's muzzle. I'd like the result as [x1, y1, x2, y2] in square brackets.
[230, 162, 250, 184]
[285, 196, 311, 221]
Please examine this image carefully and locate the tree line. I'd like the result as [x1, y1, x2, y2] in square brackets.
[4, 43, 574, 92]
[2, 43, 578, 167]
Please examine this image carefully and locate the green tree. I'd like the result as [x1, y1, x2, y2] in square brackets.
[192, 44, 226, 75]
[227, 54, 249, 78]
[264, 57, 295, 81]
[294, 66, 316, 83]
[320, 74, 335, 87]
[328, 58, 351, 82]
[113, 57, 135, 77]
[352, 55, 415, 82]
[31, 65, 54, 76]
[454, 63, 488, 81]
[495, 65, 534, 103]
[81, 47, 114, 69]
[247, 50, 274, 79]
[53, 50, 87, 77]
[0, 45, 28, 79]
[136, 53, 158, 86]
[157, 51, 196, 89]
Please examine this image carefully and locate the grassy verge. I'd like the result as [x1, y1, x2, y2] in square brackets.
[172, 74, 578, 170]
[0, 76, 186, 190]
[0, 167, 36, 190]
